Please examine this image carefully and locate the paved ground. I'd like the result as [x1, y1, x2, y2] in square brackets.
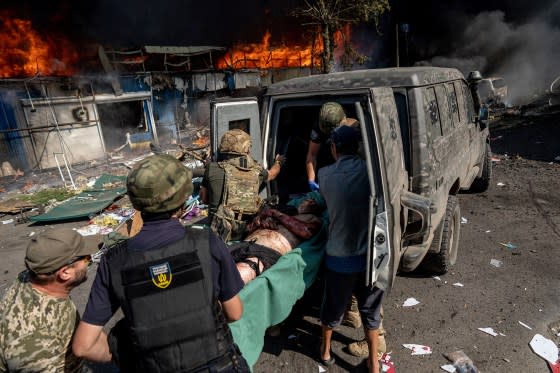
[1, 111, 559, 372]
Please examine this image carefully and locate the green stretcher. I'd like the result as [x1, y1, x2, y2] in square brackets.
[229, 193, 328, 369]
[29, 175, 127, 223]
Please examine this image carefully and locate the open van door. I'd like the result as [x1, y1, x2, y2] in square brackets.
[365, 87, 431, 291]
[210, 98, 262, 163]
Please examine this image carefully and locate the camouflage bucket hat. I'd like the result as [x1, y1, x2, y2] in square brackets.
[219, 129, 251, 155]
[127, 154, 193, 214]
[319, 102, 346, 135]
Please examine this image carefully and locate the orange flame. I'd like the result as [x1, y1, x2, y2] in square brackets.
[217, 31, 324, 70]
[0, 13, 80, 78]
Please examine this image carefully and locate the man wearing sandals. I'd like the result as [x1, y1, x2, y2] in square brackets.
[318, 125, 385, 373]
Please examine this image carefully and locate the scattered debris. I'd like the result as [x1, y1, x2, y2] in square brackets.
[478, 327, 499, 336]
[485, 230, 491, 233]
[503, 358, 511, 363]
[433, 276, 441, 281]
[518, 321, 533, 330]
[497, 182, 506, 187]
[403, 344, 432, 355]
[380, 353, 395, 373]
[1, 219, 14, 224]
[440, 364, 456, 373]
[403, 298, 420, 307]
[444, 350, 479, 373]
[318, 365, 326, 373]
[491, 156, 501, 162]
[453, 283, 464, 287]
[28, 232, 35, 237]
[490, 259, 503, 268]
[529, 334, 559, 364]
[499, 242, 518, 250]
[461, 217, 468, 224]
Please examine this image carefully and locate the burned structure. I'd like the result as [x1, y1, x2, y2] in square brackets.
[0, 43, 320, 174]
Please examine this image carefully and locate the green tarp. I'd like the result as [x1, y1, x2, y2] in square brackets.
[29, 175, 127, 223]
[230, 193, 328, 368]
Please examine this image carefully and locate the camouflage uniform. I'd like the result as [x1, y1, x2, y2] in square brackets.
[0, 272, 82, 373]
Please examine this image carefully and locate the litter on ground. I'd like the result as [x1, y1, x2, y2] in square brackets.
[497, 182, 506, 187]
[433, 276, 441, 281]
[478, 327, 499, 336]
[440, 364, 456, 373]
[403, 298, 420, 307]
[402, 344, 432, 355]
[461, 217, 468, 224]
[453, 283, 464, 287]
[490, 259, 503, 268]
[518, 321, 533, 330]
[529, 333, 559, 364]
[499, 242, 518, 250]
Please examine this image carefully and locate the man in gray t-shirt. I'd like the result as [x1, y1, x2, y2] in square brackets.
[318, 125, 385, 373]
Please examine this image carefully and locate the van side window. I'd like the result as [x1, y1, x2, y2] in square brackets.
[460, 82, 476, 123]
[446, 82, 460, 126]
[424, 86, 442, 139]
[394, 92, 410, 172]
[435, 84, 452, 134]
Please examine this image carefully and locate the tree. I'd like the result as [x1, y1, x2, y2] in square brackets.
[293, 0, 390, 73]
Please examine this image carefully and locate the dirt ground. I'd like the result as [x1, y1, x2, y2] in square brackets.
[0, 111, 559, 373]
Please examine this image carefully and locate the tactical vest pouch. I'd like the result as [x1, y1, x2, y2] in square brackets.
[211, 205, 247, 242]
[211, 158, 261, 242]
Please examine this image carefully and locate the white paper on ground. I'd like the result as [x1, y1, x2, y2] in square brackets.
[403, 344, 432, 355]
[403, 297, 420, 307]
[490, 259, 503, 268]
[441, 364, 457, 373]
[453, 283, 464, 287]
[529, 334, 559, 364]
[497, 182, 506, 186]
[318, 365, 326, 373]
[518, 321, 533, 330]
[433, 276, 441, 281]
[461, 217, 468, 224]
[478, 327, 499, 336]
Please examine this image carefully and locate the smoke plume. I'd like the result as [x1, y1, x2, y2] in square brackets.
[416, 9, 560, 105]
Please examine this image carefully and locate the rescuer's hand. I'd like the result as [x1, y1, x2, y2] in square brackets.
[308, 180, 320, 191]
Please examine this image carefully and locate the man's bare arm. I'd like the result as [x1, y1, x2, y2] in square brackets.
[72, 321, 112, 362]
[221, 294, 243, 322]
[306, 142, 321, 183]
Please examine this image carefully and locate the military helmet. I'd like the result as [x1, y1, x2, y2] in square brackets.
[219, 129, 251, 155]
[127, 154, 193, 214]
[319, 102, 346, 135]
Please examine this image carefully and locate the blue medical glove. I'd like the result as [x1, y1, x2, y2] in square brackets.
[308, 180, 320, 191]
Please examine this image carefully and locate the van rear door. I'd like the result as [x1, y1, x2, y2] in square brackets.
[362, 87, 406, 290]
[210, 98, 262, 163]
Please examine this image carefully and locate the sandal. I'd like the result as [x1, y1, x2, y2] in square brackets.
[319, 356, 336, 366]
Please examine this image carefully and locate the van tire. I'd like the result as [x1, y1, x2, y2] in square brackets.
[420, 196, 460, 274]
[470, 142, 492, 192]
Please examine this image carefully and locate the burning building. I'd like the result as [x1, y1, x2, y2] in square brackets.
[0, 10, 336, 174]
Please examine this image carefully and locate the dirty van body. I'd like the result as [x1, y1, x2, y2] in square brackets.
[211, 67, 491, 291]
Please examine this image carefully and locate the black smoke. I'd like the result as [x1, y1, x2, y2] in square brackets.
[397, 0, 560, 105]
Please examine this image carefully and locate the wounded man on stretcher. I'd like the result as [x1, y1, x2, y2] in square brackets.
[229, 196, 325, 284]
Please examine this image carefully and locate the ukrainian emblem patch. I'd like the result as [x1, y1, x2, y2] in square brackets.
[149, 262, 172, 289]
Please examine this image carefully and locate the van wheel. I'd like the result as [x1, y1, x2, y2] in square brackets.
[420, 196, 460, 274]
[470, 143, 492, 192]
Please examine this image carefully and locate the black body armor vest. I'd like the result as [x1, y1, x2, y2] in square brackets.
[106, 227, 234, 373]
